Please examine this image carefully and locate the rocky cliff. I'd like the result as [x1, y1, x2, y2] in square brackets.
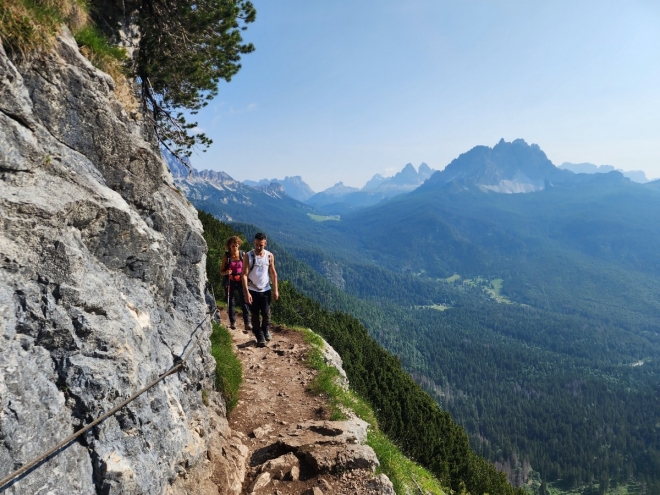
[0, 28, 245, 494]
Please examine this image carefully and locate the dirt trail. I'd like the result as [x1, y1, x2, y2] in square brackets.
[223, 313, 393, 495]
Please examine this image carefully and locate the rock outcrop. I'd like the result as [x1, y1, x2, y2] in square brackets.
[0, 28, 245, 494]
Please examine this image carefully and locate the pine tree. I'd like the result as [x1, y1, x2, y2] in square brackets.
[93, 0, 256, 157]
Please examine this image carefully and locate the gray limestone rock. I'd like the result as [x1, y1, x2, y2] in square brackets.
[317, 334, 349, 390]
[367, 473, 396, 494]
[248, 471, 271, 493]
[258, 452, 299, 480]
[0, 28, 245, 494]
[275, 419, 378, 474]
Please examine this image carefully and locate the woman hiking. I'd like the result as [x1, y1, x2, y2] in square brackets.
[220, 236, 252, 331]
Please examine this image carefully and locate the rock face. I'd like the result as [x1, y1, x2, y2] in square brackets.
[0, 28, 245, 494]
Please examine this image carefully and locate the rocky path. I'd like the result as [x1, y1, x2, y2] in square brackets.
[222, 314, 395, 495]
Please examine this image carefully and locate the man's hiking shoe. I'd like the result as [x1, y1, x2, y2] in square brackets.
[245, 321, 253, 331]
[230, 322, 236, 330]
[256, 336, 267, 347]
[264, 330, 272, 342]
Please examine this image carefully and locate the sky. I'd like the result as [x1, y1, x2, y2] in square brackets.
[189, 0, 660, 192]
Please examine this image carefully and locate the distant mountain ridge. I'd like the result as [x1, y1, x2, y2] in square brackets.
[306, 162, 437, 214]
[243, 175, 316, 202]
[164, 139, 660, 493]
[559, 162, 649, 183]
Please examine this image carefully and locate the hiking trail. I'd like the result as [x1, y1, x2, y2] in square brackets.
[220, 312, 395, 495]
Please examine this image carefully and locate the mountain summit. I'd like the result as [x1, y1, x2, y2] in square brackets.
[363, 162, 436, 191]
[243, 175, 316, 201]
[426, 139, 571, 193]
[307, 163, 437, 213]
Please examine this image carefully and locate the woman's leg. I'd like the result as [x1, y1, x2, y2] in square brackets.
[237, 285, 251, 330]
[227, 281, 236, 327]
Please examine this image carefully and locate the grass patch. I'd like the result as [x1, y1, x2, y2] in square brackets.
[368, 429, 447, 495]
[297, 325, 445, 494]
[484, 278, 512, 304]
[446, 273, 461, 283]
[74, 24, 126, 70]
[0, 0, 88, 56]
[73, 25, 137, 111]
[0, 0, 136, 110]
[209, 321, 242, 413]
[307, 213, 340, 222]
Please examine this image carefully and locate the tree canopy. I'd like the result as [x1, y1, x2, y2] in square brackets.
[94, 0, 256, 157]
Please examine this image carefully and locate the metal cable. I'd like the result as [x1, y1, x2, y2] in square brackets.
[0, 305, 217, 490]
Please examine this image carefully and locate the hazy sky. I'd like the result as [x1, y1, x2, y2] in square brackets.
[189, 0, 660, 192]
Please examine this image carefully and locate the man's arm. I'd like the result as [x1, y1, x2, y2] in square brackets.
[269, 253, 279, 301]
[242, 252, 252, 305]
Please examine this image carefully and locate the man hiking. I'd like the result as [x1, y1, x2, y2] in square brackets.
[220, 236, 251, 331]
[242, 232, 279, 347]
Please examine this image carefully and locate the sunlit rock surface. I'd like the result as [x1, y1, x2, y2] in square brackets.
[0, 28, 245, 494]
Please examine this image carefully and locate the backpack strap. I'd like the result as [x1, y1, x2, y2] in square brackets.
[248, 249, 272, 270]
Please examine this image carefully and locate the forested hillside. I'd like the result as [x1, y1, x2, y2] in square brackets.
[187, 140, 660, 494]
[198, 211, 522, 495]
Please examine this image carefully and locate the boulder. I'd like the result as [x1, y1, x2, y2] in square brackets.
[259, 452, 300, 480]
[274, 419, 378, 474]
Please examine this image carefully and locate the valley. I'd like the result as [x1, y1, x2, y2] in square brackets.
[175, 139, 660, 494]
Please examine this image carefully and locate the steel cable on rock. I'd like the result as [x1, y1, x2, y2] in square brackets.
[0, 305, 218, 490]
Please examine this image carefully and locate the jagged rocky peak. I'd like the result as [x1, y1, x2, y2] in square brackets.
[362, 173, 387, 190]
[363, 162, 437, 192]
[0, 28, 245, 494]
[418, 162, 434, 179]
[257, 181, 288, 198]
[243, 175, 315, 202]
[427, 138, 570, 193]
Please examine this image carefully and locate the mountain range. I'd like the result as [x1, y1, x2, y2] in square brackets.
[243, 175, 316, 202]
[304, 162, 436, 214]
[559, 161, 650, 183]
[168, 138, 660, 493]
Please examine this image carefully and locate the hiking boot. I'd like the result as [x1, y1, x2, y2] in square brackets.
[264, 329, 271, 342]
[256, 332, 266, 347]
[244, 320, 253, 331]
[230, 322, 236, 330]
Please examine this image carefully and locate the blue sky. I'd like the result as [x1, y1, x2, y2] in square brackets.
[190, 0, 660, 192]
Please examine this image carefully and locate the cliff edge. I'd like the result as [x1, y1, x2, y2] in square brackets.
[0, 28, 245, 494]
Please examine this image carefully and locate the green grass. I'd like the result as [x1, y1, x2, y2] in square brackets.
[74, 24, 126, 64]
[446, 274, 462, 283]
[209, 321, 242, 413]
[0, 0, 133, 106]
[484, 278, 513, 304]
[0, 0, 88, 55]
[307, 213, 341, 222]
[297, 325, 446, 494]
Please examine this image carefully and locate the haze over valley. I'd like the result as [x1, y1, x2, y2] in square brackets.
[171, 138, 660, 493]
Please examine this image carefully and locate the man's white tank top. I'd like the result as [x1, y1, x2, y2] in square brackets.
[247, 249, 271, 292]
